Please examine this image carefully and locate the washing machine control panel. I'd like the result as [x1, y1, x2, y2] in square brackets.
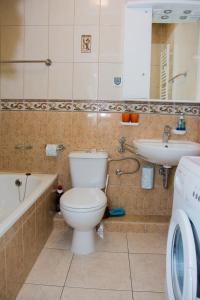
[192, 190, 200, 202]
[185, 178, 200, 209]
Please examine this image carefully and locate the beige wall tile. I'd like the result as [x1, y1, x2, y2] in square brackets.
[97, 112, 121, 149]
[6, 228, 25, 300]
[49, 26, 74, 62]
[99, 26, 123, 62]
[0, 0, 24, 26]
[73, 63, 98, 100]
[25, 0, 49, 25]
[75, 0, 100, 25]
[24, 64, 48, 99]
[72, 112, 98, 149]
[1, 26, 24, 60]
[1, 63, 24, 99]
[23, 211, 37, 277]
[0, 247, 6, 300]
[100, 0, 124, 26]
[49, 0, 74, 26]
[48, 63, 73, 99]
[1, 111, 24, 147]
[24, 27, 48, 60]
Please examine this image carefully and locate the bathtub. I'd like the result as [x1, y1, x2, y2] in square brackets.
[0, 172, 58, 299]
[0, 172, 57, 238]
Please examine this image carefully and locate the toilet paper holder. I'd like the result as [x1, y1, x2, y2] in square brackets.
[45, 144, 65, 152]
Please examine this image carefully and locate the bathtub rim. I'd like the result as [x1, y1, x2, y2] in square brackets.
[0, 172, 58, 238]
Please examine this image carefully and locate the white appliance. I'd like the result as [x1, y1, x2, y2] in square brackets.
[60, 151, 108, 255]
[166, 156, 200, 300]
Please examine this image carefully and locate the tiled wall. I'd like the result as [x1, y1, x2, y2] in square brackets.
[1, 110, 199, 216]
[0, 0, 124, 101]
[0, 182, 56, 300]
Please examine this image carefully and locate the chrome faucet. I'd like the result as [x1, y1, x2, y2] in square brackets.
[163, 125, 171, 144]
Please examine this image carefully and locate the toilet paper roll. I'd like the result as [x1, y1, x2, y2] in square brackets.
[45, 144, 58, 157]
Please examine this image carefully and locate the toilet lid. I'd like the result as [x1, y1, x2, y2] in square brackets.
[60, 188, 107, 210]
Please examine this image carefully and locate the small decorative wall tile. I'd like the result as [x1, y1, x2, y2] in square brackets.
[24, 101, 48, 111]
[48, 100, 73, 112]
[126, 101, 150, 113]
[81, 35, 92, 53]
[99, 101, 125, 112]
[149, 101, 176, 114]
[174, 103, 200, 116]
[1, 100, 24, 111]
[73, 100, 99, 112]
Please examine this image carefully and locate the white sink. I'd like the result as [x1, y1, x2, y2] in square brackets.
[133, 139, 200, 167]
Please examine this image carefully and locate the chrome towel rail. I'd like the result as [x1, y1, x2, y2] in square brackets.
[0, 58, 52, 66]
[168, 72, 187, 83]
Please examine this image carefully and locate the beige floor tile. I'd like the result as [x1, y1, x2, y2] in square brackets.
[26, 248, 73, 286]
[45, 228, 72, 250]
[127, 233, 167, 254]
[133, 292, 165, 300]
[61, 287, 133, 300]
[16, 284, 62, 300]
[66, 252, 131, 290]
[130, 254, 165, 292]
[96, 232, 128, 253]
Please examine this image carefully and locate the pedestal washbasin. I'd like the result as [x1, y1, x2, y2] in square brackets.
[133, 139, 200, 167]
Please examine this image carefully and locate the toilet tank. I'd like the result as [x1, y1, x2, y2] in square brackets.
[68, 151, 108, 188]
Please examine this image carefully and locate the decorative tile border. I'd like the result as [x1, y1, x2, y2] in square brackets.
[0, 99, 200, 116]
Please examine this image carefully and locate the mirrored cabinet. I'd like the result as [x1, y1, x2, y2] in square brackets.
[123, 1, 200, 102]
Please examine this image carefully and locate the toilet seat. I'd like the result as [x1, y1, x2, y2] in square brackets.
[60, 187, 107, 212]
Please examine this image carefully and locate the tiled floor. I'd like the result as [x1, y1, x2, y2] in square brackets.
[16, 228, 167, 300]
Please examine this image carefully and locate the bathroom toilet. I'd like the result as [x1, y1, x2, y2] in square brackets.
[60, 151, 108, 255]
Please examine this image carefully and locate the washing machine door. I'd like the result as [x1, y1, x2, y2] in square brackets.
[166, 209, 197, 300]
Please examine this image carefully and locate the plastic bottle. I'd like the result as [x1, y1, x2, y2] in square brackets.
[177, 113, 186, 130]
[55, 185, 64, 212]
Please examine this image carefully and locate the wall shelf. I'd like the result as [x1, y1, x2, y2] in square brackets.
[172, 129, 186, 135]
[120, 122, 140, 126]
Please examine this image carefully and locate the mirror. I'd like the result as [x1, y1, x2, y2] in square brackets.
[150, 22, 200, 102]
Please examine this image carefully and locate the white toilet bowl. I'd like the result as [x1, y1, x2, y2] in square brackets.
[60, 187, 107, 255]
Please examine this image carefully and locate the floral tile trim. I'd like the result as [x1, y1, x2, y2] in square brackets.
[0, 99, 200, 116]
[73, 100, 99, 112]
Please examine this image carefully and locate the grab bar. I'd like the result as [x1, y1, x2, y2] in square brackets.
[0, 59, 52, 66]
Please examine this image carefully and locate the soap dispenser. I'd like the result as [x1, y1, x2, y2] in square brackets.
[177, 113, 186, 131]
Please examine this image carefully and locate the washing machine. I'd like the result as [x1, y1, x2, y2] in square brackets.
[166, 156, 200, 300]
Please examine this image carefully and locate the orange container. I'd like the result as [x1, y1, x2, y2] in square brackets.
[130, 113, 139, 123]
[122, 112, 130, 123]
